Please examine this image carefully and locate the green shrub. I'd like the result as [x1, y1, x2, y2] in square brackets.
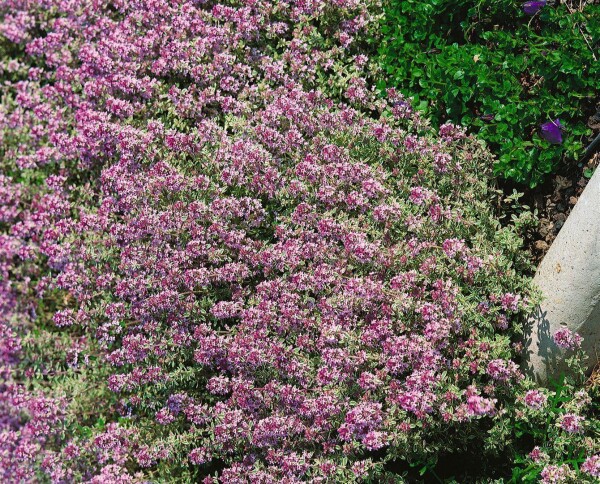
[378, 0, 599, 186]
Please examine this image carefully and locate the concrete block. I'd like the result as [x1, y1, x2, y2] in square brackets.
[523, 168, 600, 383]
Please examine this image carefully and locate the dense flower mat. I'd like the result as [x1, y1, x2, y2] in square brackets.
[0, 0, 598, 482]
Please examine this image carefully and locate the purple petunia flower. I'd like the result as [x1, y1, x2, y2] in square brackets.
[541, 118, 563, 144]
[523, 0, 546, 15]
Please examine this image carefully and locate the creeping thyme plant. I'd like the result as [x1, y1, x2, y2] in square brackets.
[0, 0, 598, 482]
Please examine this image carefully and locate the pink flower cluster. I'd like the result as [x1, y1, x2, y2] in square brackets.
[523, 389, 547, 410]
[553, 327, 583, 350]
[581, 454, 600, 478]
[557, 413, 585, 434]
[540, 464, 574, 483]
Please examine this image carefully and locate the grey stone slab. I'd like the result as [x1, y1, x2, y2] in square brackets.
[523, 167, 600, 383]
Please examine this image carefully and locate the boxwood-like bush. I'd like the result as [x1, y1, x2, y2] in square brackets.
[378, 0, 599, 186]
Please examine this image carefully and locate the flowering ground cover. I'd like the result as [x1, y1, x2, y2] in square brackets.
[0, 0, 598, 482]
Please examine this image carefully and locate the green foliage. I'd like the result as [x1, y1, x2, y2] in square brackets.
[508, 356, 600, 482]
[378, 0, 599, 186]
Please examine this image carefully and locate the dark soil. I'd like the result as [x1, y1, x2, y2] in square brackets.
[509, 107, 600, 265]
[528, 153, 599, 263]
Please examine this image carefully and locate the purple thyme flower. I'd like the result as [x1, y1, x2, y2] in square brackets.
[523, 0, 546, 15]
[541, 118, 563, 144]
[581, 455, 600, 477]
[528, 446, 548, 463]
[524, 390, 547, 410]
[557, 413, 584, 433]
[553, 327, 582, 350]
[540, 464, 573, 483]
